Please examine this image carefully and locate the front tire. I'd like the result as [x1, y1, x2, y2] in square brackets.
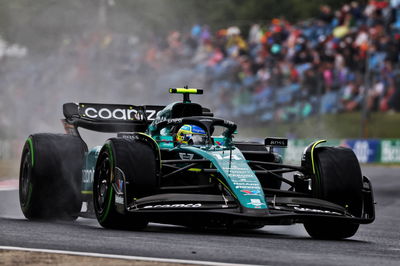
[93, 138, 158, 230]
[304, 146, 363, 239]
[304, 221, 359, 240]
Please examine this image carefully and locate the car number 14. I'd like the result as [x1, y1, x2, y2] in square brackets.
[212, 153, 242, 160]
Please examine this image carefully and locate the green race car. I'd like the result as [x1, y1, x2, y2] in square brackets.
[19, 88, 375, 239]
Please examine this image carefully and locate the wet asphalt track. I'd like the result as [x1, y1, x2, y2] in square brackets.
[0, 166, 399, 265]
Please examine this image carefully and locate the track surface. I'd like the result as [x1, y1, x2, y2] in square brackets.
[0, 166, 399, 265]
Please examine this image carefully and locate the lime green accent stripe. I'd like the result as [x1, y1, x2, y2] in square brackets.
[311, 140, 326, 174]
[27, 138, 34, 167]
[216, 177, 237, 199]
[188, 168, 202, 172]
[169, 88, 198, 94]
[100, 143, 114, 224]
[310, 140, 326, 197]
[81, 190, 93, 195]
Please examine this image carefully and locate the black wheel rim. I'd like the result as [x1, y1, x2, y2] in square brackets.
[20, 149, 32, 207]
[95, 154, 111, 214]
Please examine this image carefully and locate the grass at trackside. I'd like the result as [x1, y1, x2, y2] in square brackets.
[0, 250, 180, 266]
[361, 162, 400, 167]
[237, 112, 400, 140]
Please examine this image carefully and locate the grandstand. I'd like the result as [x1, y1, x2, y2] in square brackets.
[141, 0, 400, 123]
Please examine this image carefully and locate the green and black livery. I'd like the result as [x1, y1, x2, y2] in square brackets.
[19, 88, 375, 239]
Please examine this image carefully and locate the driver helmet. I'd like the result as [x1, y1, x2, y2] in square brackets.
[176, 124, 207, 145]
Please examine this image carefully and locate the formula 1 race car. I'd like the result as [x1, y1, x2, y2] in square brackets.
[19, 88, 375, 239]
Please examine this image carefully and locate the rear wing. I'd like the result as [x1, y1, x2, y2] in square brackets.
[62, 103, 164, 133]
[63, 102, 214, 133]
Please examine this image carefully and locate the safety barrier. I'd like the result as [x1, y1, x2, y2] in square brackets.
[282, 139, 400, 164]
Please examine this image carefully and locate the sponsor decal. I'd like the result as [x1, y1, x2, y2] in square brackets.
[169, 118, 183, 124]
[247, 199, 265, 208]
[142, 203, 202, 209]
[155, 118, 183, 127]
[235, 185, 261, 189]
[233, 182, 259, 185]
[265, 138, 288, 147]
[117, 133, 137, 139]
[381, 140, 400, 163]
[84, 107, 141, 120]
[115, 195, 124, 204]
[79, 104, 159, 121]
[115, 177, 124, 192]
[114, 167, 125, 193]
[153, 116, 167, 125]
[82, 169, 94, 183]
[191, 126, 206, 134]
[294, 206, 341, 215]
[272, 141, 285, 145]
[179, 153, 194, 160]
[342, 139, 380, 163]
[241, 189, 261, 195]
[352, 140, 373, 163]
[145, 109, 157, 120]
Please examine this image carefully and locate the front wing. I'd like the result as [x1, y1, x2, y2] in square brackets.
[117, 177, 375, 227]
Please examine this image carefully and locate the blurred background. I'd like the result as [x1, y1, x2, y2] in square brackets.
[0, 0, 400, 167]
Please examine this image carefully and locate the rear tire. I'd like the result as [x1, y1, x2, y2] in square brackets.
[304, 146, 363, 239]
[19, 134, 86, 220]
[93, 138, 158, 230]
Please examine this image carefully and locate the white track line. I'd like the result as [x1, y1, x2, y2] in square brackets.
[0, 188, 18, 191]
[0, 246, 256, 266]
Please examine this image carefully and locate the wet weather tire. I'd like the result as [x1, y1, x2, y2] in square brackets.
[19, 134, 86, 220]
[304, 146, 363, 239]
[93, 138, 158, 230]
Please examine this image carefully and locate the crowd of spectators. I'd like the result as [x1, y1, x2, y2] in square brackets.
[142, 0, 400, 122]
[2, 0, 400, 141]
